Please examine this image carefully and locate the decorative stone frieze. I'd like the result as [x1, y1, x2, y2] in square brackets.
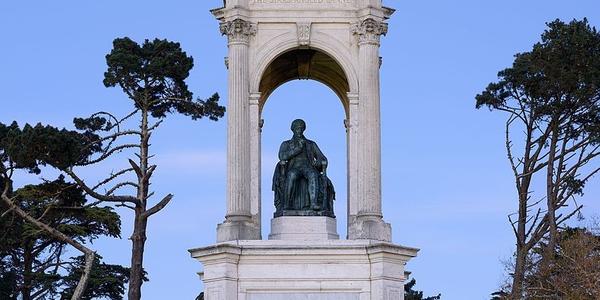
[220, 19, 256, 44]
[352, 18, 388, 45]
[249, 0, 355, 9]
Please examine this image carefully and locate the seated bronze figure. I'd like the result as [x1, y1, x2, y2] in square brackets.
[272, 119, 335, 217]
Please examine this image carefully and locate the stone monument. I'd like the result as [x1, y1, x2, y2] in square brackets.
[189, 1, 418, 299]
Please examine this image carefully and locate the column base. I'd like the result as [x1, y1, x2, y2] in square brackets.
[348, 216, 392, 242]
[216, 220, 261, 242]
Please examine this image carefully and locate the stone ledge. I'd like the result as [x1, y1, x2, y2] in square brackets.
[189, 239, 419, 260]
[189, 239, 418, 299]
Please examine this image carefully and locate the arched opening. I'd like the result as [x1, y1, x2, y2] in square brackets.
[256, 48, 351, 238]
[258, 49, 350, 115]
[260, 81, 348, 238]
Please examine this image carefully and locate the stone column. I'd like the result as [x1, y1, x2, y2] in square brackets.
[217, 19, 260, 242]
[348, 18, 392, 241]
[249, 93, 262, 233]
[346, 92, 360, 237]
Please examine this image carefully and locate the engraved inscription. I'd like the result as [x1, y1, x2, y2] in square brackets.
[252, 0, 352, 4]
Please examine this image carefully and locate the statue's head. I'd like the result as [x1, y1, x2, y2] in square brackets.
[290, 119, 306, 135]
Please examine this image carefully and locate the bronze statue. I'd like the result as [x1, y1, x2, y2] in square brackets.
[272, 119, 335, 217]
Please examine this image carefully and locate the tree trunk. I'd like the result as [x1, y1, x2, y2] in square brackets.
[510, 121, 535, 300]
[511, 188, 528, 300]
[22, 241, 33, 300]
[71, 251, 96, 300]
[546, 124, 559, 256]
[128, 107, 150, 300]
[511, 246, 528, 300]
[127, 210, 148, 300]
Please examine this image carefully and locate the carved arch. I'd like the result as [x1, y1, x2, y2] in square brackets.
[251, 33, 358, 116]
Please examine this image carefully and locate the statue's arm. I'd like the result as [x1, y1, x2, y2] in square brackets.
[312, 142, 328, 169]
[279, 141, 302, 161]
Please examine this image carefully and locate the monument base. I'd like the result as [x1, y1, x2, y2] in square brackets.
[269, 216, 339, 240]
[189, 240, 418, 300]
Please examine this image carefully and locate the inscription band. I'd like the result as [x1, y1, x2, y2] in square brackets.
[252, 0, 352, 4]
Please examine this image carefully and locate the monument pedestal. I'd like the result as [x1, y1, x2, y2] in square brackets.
[190, 239, 418, 300]
[269, 216, 339, 240]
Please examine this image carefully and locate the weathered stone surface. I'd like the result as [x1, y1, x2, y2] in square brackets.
[216, 220, 261, 242]
[347, 217, 392, 242]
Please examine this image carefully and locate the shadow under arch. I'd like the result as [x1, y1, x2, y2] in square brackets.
[258, 48, 350, 117]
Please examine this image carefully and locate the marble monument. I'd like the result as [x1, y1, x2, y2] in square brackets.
[189, 1, 418, 299]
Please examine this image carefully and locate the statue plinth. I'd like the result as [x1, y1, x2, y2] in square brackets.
[274, 209, 335, 218]
[269, 216, 339, 240]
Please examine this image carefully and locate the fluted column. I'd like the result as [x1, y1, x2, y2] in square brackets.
[249, 93, 262, 232]
[347, 92, 360, 237]
[217, 19, 260, 242]
[348, 18, 392, 241]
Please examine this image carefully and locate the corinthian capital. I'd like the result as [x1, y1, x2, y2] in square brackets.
[352, 18, 388, 45]
[220, 19, 256, 44]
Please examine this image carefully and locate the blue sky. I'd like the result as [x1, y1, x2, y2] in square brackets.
[1, 1, 600, 299]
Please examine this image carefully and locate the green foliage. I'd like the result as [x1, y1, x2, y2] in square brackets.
[9, 176, 120, 240]
[0, 122, 101, 173]
[476, 18, 600, 146]
[490, 290, 509, 300]
[0, 177, 127, 299]
[60, 255, 132, 300]
[404, 278, 441, 300]
[103, 37, 225, 120]
[476, 19, 600, 298]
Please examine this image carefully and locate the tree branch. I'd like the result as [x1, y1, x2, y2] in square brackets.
[142, 194, 173, 218]
[81, 144, 140, 166]
[91, 168, 135, 191]
[106, 182, 138, 195]
[65, 169, 140, 206]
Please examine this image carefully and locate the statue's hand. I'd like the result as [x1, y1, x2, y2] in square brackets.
[312, 160, 320, 168]
[313, 160, 327, 171]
